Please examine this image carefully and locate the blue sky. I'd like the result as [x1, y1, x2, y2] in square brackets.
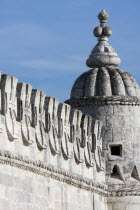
[0, 0, 139, 101]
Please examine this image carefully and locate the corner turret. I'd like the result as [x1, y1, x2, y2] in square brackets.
[66, 10, 140, 192]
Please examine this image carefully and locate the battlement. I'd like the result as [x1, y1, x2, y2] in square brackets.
[0, 72, 106, 195]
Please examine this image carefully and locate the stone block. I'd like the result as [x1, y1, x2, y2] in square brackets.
[106, 116, 125, 127]
[113, 203, 126, 210]
[107, 204, 113, 210]
[112, 127, 125, 142]
[102, 126, 112, 143]
[0, 198, 10, 209]
[126, 205, 140, 210]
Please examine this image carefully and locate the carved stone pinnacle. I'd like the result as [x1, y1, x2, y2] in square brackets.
[86, 10, 121, 68]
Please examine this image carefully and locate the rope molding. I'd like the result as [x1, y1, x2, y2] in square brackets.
[0, 149, 139, 197]
[66, 96, 140, 107]
[0, 149, 107, 196]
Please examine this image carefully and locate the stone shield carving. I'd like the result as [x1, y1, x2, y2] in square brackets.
[31, 90, 48, 150]
[93, 120, 104, 171]
[70, 110, 84, 163]
[58, 103, 73, 159]
[1, 75, 19, 140]
[17, 83, 35, 145]
[45, 97, 60, 154]
[81, 115, 94, 167]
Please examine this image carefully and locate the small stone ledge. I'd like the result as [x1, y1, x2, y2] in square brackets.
[108, 182, 140, 197]
[109, 190, 140, 197]
[0, 149, 107, 196]
[66, 96, 140, 107]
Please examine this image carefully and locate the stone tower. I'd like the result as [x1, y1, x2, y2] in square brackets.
[66, 10, 140, 192]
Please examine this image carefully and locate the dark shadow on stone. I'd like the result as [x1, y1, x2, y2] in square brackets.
[111, 165, 123, 181]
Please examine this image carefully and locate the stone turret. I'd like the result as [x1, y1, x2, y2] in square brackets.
[66, 10, 140, 192]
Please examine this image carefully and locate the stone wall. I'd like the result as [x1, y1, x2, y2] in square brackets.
[0, 73, 108, 209]
[0, 164, 95, 210]
[107, 197, 140, 210]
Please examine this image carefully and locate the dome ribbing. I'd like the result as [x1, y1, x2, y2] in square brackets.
[69, 10, 140, 100]
[70, 67, 140, 99]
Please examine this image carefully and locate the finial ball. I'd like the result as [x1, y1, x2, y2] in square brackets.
[94, 26, 102, 37]
[98, 10, 109, 21]
[103, 27, 112, 37]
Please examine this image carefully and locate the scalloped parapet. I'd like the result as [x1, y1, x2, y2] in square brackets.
[0, 72, 105, 191]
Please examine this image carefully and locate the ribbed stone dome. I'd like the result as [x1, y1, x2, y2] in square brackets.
[70, 67, 140, 98]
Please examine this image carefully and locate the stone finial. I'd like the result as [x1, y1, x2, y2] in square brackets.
[86, 10, 121, 68]
[98, 10, 109, 22]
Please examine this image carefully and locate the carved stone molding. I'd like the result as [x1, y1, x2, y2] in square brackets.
[0, 149, 107, 196]
[66, 96, 140, 107]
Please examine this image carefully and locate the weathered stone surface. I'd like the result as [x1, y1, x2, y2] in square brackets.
[86, 9, 121, 68]
[1, 74, 19, 140]
[65, 9, 140, 210]
[0, 66, 109, 210]
[0, 9, 139, 210]
[17, 83, 35, 145]
[70, 68, 140, 99]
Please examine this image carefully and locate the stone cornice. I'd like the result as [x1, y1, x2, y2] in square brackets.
[109, 190, 140, 197]
[66, 96, 140, 107]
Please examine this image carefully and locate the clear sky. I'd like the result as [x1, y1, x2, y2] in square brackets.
[0, 0, 139, 102]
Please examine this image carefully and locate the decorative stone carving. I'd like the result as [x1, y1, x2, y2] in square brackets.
[93, 120, 104, 171]
[45, 97, 60, 154]
[1, 75, 19, 140]
[31, 89, 47, 149]
[86, 10, 121, 68]
[70, 109, 84, 163]
[17, 83, 35, 145]
[58, 103, 73, 159]
[81, 114, 94, 167]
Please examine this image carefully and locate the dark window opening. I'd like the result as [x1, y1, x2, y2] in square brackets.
[110, 145, 122, 156]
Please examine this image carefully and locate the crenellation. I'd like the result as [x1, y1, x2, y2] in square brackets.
[17, 82, 34, 145]
[45, 96, 60, 154]
[93, 120, 104, 171]
[0, 71, 105, 180]
[1, 74, 19, 140]
[58, 103, 73, 159]
[81, 114, 94, 167]
[70, 109, 85, 163]
[32, 89, 47, 150]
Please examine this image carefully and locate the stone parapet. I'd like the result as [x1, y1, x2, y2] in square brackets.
[0, 73, 106, 194]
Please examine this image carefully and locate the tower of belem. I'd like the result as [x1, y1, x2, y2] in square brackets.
[0, 10, 139, 210]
